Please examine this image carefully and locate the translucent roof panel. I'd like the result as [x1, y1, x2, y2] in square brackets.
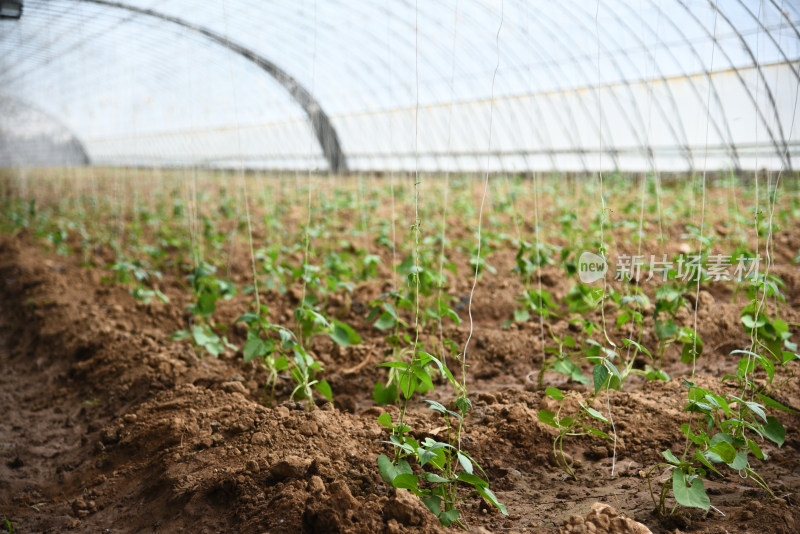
[1, 0, 799, 172]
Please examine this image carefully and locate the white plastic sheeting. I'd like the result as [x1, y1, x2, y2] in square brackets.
[1, 0, 799, 172]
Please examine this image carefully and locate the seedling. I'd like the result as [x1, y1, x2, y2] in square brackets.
[537, 385, 613, 479]
[172, 261, 238, 357]
[110, 258, 169, 304]
[377, 348, 507, 526]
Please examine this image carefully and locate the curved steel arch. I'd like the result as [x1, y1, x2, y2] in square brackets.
[643, 0, 742, 173]
[76, 0, 347, 173]
[0, 94, 91, 165]
[555, 2, 660, 170]
[677, 0, 790, 172]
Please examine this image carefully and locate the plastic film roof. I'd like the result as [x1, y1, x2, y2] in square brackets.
[1, 0, 799, 172]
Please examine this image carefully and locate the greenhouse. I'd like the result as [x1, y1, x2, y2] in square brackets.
[1, 1, 799, 532]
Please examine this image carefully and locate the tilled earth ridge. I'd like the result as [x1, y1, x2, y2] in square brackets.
[0, 232, 799, 533]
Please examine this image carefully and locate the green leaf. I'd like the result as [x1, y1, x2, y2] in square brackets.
[396, 459, 413, 475]
[782, 351, 799, 364]
[422, 496, 442, 517]
[763, 416, 785, 447]
[694, 450, 723, 476]
[581, 403, 609, 423]
[411, 365, 434, 392]
[544, 387, 563, 401]
[582, 425, 612, 440]
[425, 399, 448, 414]
[374, 312, 396, 330]
[379, 361, 409, 369]
[314, 379, 333, 402]
[644, 366, 670, 381]
[398, 372, 418, 399]
[392, 473, 421, 493]
[672, 468, 710, 510]
[655, 319, 678, 340]
[754, 354, 775, 383]
[744, 401, 767, 422]
[377, 412, 393, 429]
[420, 472, 452, 484]
[747, 439, 767, 460]
[438, 509, 460, 526]
[552, 358, 590, 385]
[707, 441, 737, 464]
[274, 355, 289, 371]
[243, 336, 268, 362]
[538, 409, 558, 428]
[373, 381, 398, 405]
[235, 312, 260, 324]
[455, 396, 472, 416]
[457, 451, 473, 475]
[456, 472, 488, 488]
[377, 454, 397, 484]
[171, 329, 190, 341]
[476, 486, 509, 516]
[727, 451, 748, 470]
[330, 321, 362, 347]
[680, 331, 703, 364]
[662, 449, 681, 465]
[593, 364, 609, 394]
[622, 338, 652, 358]
[757, 393, 797, 413]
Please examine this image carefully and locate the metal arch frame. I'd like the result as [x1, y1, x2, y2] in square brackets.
[553, 2, 661, 170]
[677, 0, 791, 172]
[440, 2, 553, 173]
[518, 6, 618, 171]
[2, 12, 315, 166]
[340, 0, 565, 172]
[528, 4, 646, 170]
[5, 0, 797, 173]
[770, 0, 800, 42]
[710, 0, 792, 171]
[642, 0, 742, 173]
[244, 0, 466, 171]
[457, 7, 585, 171]
[737, 0, 800, 82]
[612, 0, 703, 170]
[25, 22, 322, 167]
[70, 0, 347, 173]
[0, 94, 92, 165]
[6, 4, 279, 113]
[376, 0, 563, 172]
[732, 0, 799, 169]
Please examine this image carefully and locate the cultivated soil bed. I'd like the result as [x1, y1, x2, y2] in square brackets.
[2, 232, 800, 534]
[1, 173, 800, 533]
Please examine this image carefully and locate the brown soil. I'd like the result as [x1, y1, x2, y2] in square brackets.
[1, 222, 799, 533]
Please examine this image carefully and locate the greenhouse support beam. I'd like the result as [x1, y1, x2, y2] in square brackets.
[78, 0, 347, 173]
[0, 95, 91, 165]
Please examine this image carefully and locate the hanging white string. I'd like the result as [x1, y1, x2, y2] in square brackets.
[463, 0, 503, 366]
[692, 0, 718, 379]
[221, 0, 260, 312]
[437, 0, 460, 362]
[751, 0, 800, 384]
[595, 0, 619, 477]
[300, 0, 319, 311]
